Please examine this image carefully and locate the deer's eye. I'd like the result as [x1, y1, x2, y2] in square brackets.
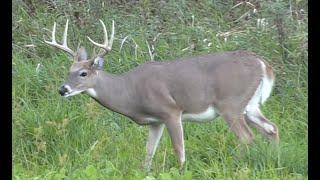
[80, 72, 87, 77]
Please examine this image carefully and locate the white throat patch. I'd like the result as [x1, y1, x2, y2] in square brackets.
[86, 88, 98, 98]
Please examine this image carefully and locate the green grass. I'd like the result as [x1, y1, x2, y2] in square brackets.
[13, 0, 307, 179]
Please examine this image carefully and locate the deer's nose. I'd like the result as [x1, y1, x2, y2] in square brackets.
[59, 85, 68, 96]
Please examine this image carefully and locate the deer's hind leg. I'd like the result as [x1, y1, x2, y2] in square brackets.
[221, 111, 255, 144]
[245, 108, 279, 144]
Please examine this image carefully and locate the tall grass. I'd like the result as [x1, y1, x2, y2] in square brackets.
[13, 0, 307, 179]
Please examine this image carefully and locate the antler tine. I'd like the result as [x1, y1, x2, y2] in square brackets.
[51, 22, 57, 43]
[62, 19, 69, 47]
[100, 19, 109, 48]
[109, 20, 115, 49]
[87, 20, 115, 58]
[44, 22, 56, 44]
[44, 19, 76, 57]
[87, 21, 108, 49]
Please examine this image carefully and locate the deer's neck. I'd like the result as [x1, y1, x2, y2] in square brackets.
[87, 71, 133, 116]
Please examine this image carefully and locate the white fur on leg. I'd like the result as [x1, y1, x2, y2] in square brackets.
[145, 124, 165, 171]
[246, 112, 276, 134]
[147, 124, 165, 158]
[178, 113, 185, 165]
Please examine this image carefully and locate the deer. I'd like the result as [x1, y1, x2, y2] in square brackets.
[44, 19, 279, 171]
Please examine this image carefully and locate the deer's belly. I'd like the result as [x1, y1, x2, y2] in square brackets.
[144, 106, 219, 124]
[182, 106, 219, 122]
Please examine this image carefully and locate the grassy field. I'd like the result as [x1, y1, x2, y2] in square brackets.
[13, 0, 307, 179]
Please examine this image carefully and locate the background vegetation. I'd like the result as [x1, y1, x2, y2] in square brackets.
[13, 0, 307, 179]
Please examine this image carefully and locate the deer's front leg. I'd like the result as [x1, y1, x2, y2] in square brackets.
[144, 123, 165, 171]
[165, 115, 185, 169]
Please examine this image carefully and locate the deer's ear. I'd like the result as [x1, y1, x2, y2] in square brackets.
[92, 57, 104, 69]
[75, 47, 88, 61]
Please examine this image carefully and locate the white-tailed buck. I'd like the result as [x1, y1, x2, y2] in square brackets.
[44, 19, 279, 171]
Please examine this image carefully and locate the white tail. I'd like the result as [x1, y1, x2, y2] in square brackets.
[44, 19, 278, 171]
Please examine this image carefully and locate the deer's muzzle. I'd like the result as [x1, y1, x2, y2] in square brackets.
[59, 85, 69, 96]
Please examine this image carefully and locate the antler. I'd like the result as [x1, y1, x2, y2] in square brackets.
[87, 20, 115, 58]
[44, 19, 76, 57]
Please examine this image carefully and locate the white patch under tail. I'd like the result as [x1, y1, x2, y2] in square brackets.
[260, 60, 274, 104]
[245, 60, 274, 112]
